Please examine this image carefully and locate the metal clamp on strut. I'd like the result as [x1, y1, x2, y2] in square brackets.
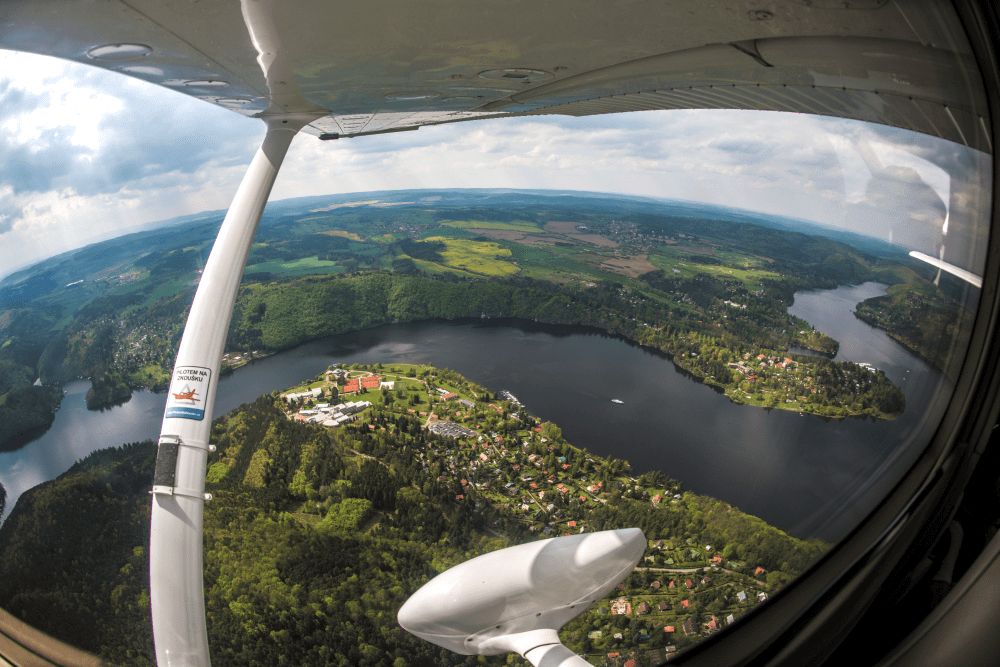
[151, 434, 213, 500]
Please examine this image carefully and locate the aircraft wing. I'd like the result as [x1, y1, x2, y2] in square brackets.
[0, 0, 989, 151]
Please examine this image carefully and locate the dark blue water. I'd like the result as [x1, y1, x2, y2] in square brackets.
[0, 282, 946, 541]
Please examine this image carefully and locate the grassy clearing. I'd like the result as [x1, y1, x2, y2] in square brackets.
[440, 219, 542, 233]
[423, 236, 519, 277]
[649, 247, 779, 287]
[320, 230, 363, 241]
[509, 243, 614, 283]
[407, 256, 477, 277]
[244, 256, 341, 278]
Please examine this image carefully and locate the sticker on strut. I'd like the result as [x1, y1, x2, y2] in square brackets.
[165, 365, 212, 421]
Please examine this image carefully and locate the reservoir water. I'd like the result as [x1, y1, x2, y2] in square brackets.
[0, 282, 947, 541]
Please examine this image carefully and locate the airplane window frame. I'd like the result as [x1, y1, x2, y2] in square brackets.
[0, 2, 997, 666]
[667, 1, 1000, 664]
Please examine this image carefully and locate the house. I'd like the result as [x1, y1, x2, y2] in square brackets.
[283, 387, 322, 403]
[737, 590, 747, 602]
[684, 578, 694, 589]
[726, 614, 736, 625]
[587, 630, 603, 640]
[649, 579, 661, 590]
[680, 599, 690, 609]
[711, 554, 723, 565]
[442, 391, 457, 400]
[754, 566, 766, 576]
[609, 598, 632, 616]
[379, 380, 395, 390]
[657, 601, 671, 612]
[706, 616, 718, 631]
[682, 617, 698, 636]
[624, 659, 636, 667]
[668, 579, 676, 589]
[635, 601, 650, 615]
[758, 591, 768, 602]
[663, 625, 675, 634]
[567, 520, 577, 528]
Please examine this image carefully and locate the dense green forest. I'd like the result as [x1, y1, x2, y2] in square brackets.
[0, 367, 824, 666]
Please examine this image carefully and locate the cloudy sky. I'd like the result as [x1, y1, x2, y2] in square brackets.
[0, 48, 991, 278]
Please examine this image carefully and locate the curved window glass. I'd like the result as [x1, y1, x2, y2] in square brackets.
[0, 2, 992, 665]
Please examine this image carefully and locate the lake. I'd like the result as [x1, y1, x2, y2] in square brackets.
[0, 282, 948, 541]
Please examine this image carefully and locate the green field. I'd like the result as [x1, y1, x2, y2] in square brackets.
[423, 236, 520, 277]
[439, 219, 542, 233]
[244, 255, 341, 277]
[649, 246, 780, 287]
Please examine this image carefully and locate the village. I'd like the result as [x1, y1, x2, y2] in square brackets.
[280, 363, 780, 664]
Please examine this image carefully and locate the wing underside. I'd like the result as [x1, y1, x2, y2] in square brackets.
[0, 0, 989, 151]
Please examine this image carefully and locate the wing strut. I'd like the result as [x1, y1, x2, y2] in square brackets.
[149, 120, 302, 667]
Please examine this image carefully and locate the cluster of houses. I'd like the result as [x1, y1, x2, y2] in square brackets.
[293, 400, 372, 427]
[728, 353, 798, 378]
[604, 573, 770, 640]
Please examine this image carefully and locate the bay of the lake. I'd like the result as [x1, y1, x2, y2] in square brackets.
[0, 282, 949, 541]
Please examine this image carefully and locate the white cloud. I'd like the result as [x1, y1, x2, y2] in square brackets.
[0, 50, 991, 279]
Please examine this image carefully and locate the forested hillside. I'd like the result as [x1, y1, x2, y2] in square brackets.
[231, 272, 904, 419]
[0, 367, 825, 665]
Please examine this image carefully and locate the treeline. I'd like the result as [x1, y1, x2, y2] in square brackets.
[230, 272, 903, 419]
[855, 279, 975, 373]
[0, 308, 63, 451]
[0, 441, 156, 661]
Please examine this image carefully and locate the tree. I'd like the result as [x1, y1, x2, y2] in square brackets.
[540, 422, 562, 441]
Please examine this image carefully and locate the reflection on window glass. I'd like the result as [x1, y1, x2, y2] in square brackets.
[0, 12, 991, 667]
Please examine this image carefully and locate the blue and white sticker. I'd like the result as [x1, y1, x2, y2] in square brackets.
[165, 365, 212, 421]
